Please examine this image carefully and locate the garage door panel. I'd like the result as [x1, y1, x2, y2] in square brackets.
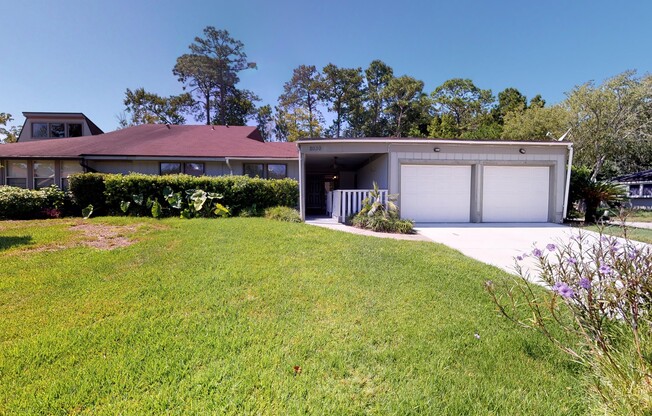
[401, 165, 471, 222]
[482, 166, 549, 222]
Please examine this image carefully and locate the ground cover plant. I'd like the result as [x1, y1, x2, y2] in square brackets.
[0, 218, 586, 414]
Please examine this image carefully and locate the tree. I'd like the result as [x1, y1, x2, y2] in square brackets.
[431, 78, 494, 137]
[501, 105, 571, 141]
[529, 94, 546, 109]
[493, 87, 527, 123]
[277, 65, 325, 140]
[382, 76, 425, 137]
[362, 60, 394, 137]
[255, 104, 273, 141]
[565, 70, 652, 179]
[120, 88, 194, 127]
[173, 27, 256, 125]
[321, 64, 364, 138]
[0, 113, 19, 143]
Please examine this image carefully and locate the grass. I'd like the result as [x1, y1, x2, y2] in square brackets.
[0, 217, 586, 414]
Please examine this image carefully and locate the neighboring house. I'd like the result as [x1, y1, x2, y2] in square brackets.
[0, 111, 574, 224]
[614, 169, 652, 209]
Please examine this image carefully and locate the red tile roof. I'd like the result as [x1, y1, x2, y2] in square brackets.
[0, 124, 298, 159]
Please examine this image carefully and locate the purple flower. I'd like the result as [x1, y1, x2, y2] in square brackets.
[627, 249, 638, 260]
[532, 248, 543, 257]
[599, 264, 612, 275]
[546, 243, 556, 251]
[516, 255, 523, 261]
[566, 257, 577, 265]
[579, 278, 591, 290]
[553, 282, 575, 298]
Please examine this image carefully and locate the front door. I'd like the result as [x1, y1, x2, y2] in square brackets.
[306, 174, 326, 215]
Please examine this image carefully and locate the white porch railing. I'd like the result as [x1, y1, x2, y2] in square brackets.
[327, 189, 388, 223]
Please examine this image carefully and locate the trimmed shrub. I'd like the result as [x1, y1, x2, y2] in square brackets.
[0, 185, 66, 220]
[264, 206, 302, 223]
[67, 173, 299, 218]
[69, 173, 107, 215]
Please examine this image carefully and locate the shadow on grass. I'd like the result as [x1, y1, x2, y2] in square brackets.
[0, 235, 33, 251]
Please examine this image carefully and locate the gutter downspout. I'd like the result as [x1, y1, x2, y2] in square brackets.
[562, 144, 574, 221]
[225, 157, 233, 175]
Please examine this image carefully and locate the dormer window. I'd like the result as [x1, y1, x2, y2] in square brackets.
[68, 123, 82, 137]
[50, 123, 65, 138]
[31, 122, 84, 138]
[32, 123, 48, 138]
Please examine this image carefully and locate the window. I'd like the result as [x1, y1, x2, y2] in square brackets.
[49, 123, 65, 138]
[244, 163, 264, 178]
[267, 164, 287, 179]
[33, 160, 55, 189]
[630, 185, 641, 196]
[6, 160, 28, 188]
[68, 123, 82, 137]
[61, 160, 83, 190]
[32, 123, 48, 138]
[643, 185, 652, 197]
[160, 163, 182, 175]
[184, 162, 204, 177]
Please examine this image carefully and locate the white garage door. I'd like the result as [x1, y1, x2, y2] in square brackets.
[400, 165, 472, 222]
[482, 166, 550, 222]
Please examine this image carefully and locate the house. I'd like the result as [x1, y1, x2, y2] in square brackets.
[296, 138, 573, 223]
[613, 169, 652, 209]
[0, 112, 573, 223]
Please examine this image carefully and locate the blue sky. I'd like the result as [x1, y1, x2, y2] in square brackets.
[1, 0, 651, 133]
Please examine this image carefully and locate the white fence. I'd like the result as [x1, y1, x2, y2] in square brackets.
[327, 189, 388, 223]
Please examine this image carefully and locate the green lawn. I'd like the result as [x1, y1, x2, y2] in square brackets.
[582, 223, 652, 244]
[0, 218, 586, 415]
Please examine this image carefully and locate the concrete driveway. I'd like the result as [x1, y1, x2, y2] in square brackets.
[415, 223, 579, 275]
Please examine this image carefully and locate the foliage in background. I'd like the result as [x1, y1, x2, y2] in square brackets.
[69, 173, 298, 218]
[567, 166, 628, 223]
[0, 185, 65, 219]
[118, 88, 195, 128]
[487, 231, 652, 414]
[351, 182, 414, 233]
[264, 206, 302, 223]
[0, 112, 20, 143]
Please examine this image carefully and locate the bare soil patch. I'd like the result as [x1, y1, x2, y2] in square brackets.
[69, 223, 139, 250]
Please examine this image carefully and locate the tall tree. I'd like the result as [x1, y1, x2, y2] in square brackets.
[173, 27, 256, 125]
[529, 94, 546, 109]
[382, 76, 425, 137]
[255, 104, 274, 141]
[566, 70, 652, 179]
[321, 64, 364, 138]
[363, 60, 394, 136]
[120, 88, 194, 127]
[493, 87, 527, 123]
[430, 78, 495, 138]
[277, 65, 325, 140]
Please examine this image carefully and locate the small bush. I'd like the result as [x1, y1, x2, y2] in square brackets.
[0, 185, 65, 220]
[350, 182, 414, 234]
[264, 206, 301, 223]
[487, 231, 652, 414]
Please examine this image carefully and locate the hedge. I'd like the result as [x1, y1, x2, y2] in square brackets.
[69, 173, 299, 218]
[0, 185, 66, 220]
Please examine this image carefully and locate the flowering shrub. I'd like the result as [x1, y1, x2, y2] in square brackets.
[486, 230, 652, 414]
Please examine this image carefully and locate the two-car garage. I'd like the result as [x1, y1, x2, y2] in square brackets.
[400, 164, 551, 223]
